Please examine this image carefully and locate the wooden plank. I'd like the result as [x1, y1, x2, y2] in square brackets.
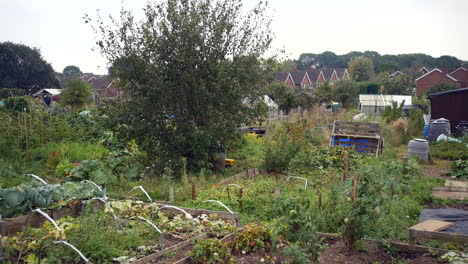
[445, 180, 468, 188]
[409, 229, 468, 244]
[335, 121, 380, 127]
[432, 190, 468, 200]
[333, 131, 380, 137]
[334, 126, 381, 133]
[132, 233, 208, 264]
[432, 186, 468, 192]
[331, 134, 381, 139]
[316, 232, 449, 254]
[159, 207, 239, 224]
[409, 220, 454, 232]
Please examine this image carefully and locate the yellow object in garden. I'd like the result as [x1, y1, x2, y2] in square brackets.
[225, 159, 235, 166]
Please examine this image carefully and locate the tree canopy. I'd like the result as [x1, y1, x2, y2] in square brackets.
[294, 50, 466, 72]
[426, 83, 458, 96]
[59, 79, 92, 109]
[380, 74, 413, 95]
[88, 0, 272, 174]
[0, 42, 59, 92]
[348, 56, 374, 82]
[63, 65, 82, 76]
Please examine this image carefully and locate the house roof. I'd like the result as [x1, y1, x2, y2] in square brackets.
[335, 68, 347, 78]
[58, 75, 115, 91]
[274, 72, 290, 82]
[389, 71, 406, 77]
[321, 68, 334, 80]
[449, 67, 468, 75]
[305, 69, 321, 82]
[428, 87, 468, 98]
[33, 89, 61, 96]
[290, 71, 307, 85]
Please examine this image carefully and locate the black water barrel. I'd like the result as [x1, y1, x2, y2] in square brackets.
[428, 118, 450, 143]
[408, 139, 429, 161]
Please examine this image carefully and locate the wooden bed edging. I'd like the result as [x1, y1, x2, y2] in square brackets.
[132, 230, 241, 264]
[173, 229, 241, 264]
[409, 229, 468, 245]
[131, 233, 209, 264]
[316, 232, 450, 254]
[0, 204, 82, 236]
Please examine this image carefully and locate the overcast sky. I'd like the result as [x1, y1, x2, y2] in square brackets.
[1, 0, 467, 74]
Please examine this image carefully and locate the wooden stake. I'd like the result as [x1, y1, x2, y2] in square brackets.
[169, 186, 174, 204]
[191, 184, 196, 200]
[23, 113, 28, 158]
[238, 188, 243, 208]
[352, 173, 359, 204]
[343, 151, 349, 181]
[227, 185, 230, 200]
[403, 157, 408, 175]
[245, 168, 249, 179]
[274, 187, 281, 198]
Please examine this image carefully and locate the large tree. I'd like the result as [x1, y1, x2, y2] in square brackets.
[63, 65, 82, 76]
[332, 79, 359, 107]
[0, 42, 59, 93]
[348, 56, 374, 82]
[88, 0, 272, 173]
[380, 74, 413, 95]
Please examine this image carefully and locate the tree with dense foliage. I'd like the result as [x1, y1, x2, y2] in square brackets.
[0, 42, 59, 92]
[380, 74, 413, 95]
[378, 61, 399, 73]
[425, 83, 458, 96]
[59, 80, 92, 109]
[348, 56, 374, 82]
[332, 79, 359, 107]
[314, 82, 333, 103]
[0, 88, 25, 99]
[268, 82, 303, 113]
[88, 0, 272, 174]
[63, 65, 82, 76]
[294, 51, 465, 73]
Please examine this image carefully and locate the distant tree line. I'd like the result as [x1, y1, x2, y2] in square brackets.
[0, 42, 60, 93]
[294, 51, 467, 72]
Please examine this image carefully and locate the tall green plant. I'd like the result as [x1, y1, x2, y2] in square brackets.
[88, 0, 273, 174]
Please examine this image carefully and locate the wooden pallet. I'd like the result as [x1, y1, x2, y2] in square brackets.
[329, 121, 382, 157]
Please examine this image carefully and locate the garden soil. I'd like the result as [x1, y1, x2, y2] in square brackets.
[318, 240, 438, 264]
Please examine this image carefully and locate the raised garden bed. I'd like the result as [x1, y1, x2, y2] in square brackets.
[1, 199, 239, 264]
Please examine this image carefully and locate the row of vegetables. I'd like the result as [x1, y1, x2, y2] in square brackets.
[0, 181, 104, 219]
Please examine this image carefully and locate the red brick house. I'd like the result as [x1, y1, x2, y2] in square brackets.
[274, 72, 295, 86]
[290, 71, 311, 89]
[449, 67, 468, 87]
[58, 74, 121, 99]
[415, 68, 463, 96]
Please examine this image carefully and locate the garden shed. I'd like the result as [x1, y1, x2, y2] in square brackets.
[33, 88, 61, 98]
[429, 87, 468, 134]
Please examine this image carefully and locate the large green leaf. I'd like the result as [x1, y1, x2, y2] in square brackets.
[3, 190, 26, 207]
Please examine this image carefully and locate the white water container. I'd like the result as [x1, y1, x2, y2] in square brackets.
[408, 139, 430, 161]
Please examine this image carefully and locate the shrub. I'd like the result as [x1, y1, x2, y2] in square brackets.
[231, 222, 272, 254]
[0, 88, 25, 99]
[264, 130, 300, 172]
[190, 238, 232, 264]
[4, 96, 31, 113]
[451, 160, 468, 179]
[431, 142, 468, 160]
